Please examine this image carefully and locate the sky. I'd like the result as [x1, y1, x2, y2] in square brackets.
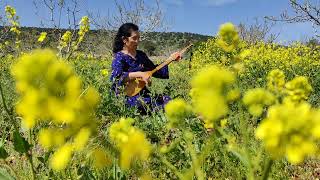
[0, 0, 318, 42]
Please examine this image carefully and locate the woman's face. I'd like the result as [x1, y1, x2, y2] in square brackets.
[123, 30, 140, 50]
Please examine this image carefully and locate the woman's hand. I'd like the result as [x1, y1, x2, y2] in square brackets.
[128, 71, 151, 85]
[170, 51, 182, 61]
[139, 71, 152, 85]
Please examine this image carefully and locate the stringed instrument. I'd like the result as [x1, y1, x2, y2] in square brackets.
[124, 43, 193, 97]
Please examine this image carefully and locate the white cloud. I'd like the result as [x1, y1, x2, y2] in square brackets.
[205, 0, 238, 6]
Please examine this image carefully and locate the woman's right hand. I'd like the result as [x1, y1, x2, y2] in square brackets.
[139, 71, 152, 85]
[128, 71, 152, 85]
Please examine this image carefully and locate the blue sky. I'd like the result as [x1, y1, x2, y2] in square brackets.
[0, 0, 317, 42]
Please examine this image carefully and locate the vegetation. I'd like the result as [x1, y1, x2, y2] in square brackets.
[0, 3, 320, 180]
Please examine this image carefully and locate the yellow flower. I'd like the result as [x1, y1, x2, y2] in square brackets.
[226, 89, 240, 102]
[59, 31, 72, 48]
[100, 69, 108, 76]
[50, 144, 73, 171]
[216, 22, 240, 52]
[11, 49, 101, 170]
[82, 87, 100, 109]
[220, 118, 228, 128]
[140, 173, 152, 180]
[38, 129, 53, 149]
[248, 104, 264, 117]
[204, 119, 214, 129]
[38, 32, 47, 42]
[204, 122, 214, 129]
[54, 130, 66, 147]
[48, 98, 75, 124]
[109, 118, 135, 143]
[5, 6, 16, 18]
[239, 49, 251, 59]
[194, 91, 228, 122]
[78, 16, 90, 37]
[119, 129, 151, 169]
[191, 65, 235, 93]
[231, 63, 245, 74]
[191, 65, 235, 127]
[90, 148, 112, 169]
[73, 127, 91, 151]
[165, 98, 191, 128]
[15, 89, 41, 129]
[256, 101, 319, 164]
[243, 88, 276, 117]
[5, 6, 20, 36]
[10, 27, 20, 35]
[38, 128, 65, 149]
[285, 76, 312, 102]
[109, 118, 152, 169]
[267, 69, 285, 93]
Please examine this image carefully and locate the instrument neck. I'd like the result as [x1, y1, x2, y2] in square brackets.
[150, 58, 175, 75]
[149, 44, 193, 76]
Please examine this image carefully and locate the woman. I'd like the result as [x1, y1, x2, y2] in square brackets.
[110, 23, 181, 114]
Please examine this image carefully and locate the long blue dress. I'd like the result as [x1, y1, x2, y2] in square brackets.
[110, 50, 171, 113]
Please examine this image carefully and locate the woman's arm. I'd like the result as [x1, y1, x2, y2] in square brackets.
[140, 51, 169, 79]
[111, 54, 152, 86]
[128, 71, 151, 84]
[110, 55, 130, 86]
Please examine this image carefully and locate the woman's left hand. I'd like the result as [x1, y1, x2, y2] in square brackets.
[170, 52, 182, 61]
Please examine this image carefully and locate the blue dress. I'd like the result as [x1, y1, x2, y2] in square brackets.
[110, 50, 171, 113]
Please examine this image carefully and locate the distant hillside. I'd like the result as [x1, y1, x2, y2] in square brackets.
[0, 26, 212, 56]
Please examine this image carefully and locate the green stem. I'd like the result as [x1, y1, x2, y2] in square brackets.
[185, 137, 204, 180]
[68, 167, 74, 180]
[28, 129, 36, 180]
[0, 81, 18, 131]
[159, 156, 184, 179]
[114, 158, 117, 180]
[26, 153, 36, 180]
[262, 159, 273, 180]
[0, 82, 36, 179]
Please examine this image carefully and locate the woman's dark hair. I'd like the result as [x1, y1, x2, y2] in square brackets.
[113, 23, 139, 53]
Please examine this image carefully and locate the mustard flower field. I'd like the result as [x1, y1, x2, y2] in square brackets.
[0, 5, 320, 180]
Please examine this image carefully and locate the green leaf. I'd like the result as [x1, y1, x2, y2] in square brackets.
[0, 168, 15, 180]
[0, 139, 8, 159]
[230, 149, 249, 168]
[0, 147, 8, 159]
[37, 151, 51, 164]
[13, 131, 31, 154]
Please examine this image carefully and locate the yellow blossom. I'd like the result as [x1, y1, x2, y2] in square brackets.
[50, 144, 73, 171]
[285, 76, 312, 102]
[191, 65, 235, 127]
[220, 118, 228, 128]
[5, 6, 16, 18]
[59, 31, 72, 48]
[109, 118, 152, 169]
[90, 148, 112, 169]
[73, 127, 91, 151]
[226, 89, 241, 102]
[100, 69, 108, 76]
[243, 88, 276, 117]
[267, 69, 285, 93]
[38, 129, 53, 149]
[11, 49, 101, 171]
[256, 101, 320, 164]
[165, 98, 191, 128]
[38, 32, 47, 42]
[119, 129, 151, 169]
[216, 22, 240, 52]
